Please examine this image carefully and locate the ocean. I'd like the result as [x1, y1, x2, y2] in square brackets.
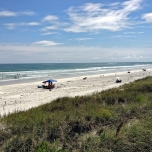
[0, 62, 152, 85]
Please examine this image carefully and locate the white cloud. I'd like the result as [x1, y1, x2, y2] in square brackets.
[76, 38, 93, 41]
[124, 55, 131, 59]
[26, 22, 40, 26]
[0, 10, 36, 17]
[64, 0, 143, 33]
[81, 3, 103, 12]
[111, 35, 136, 38]
[4, 23, 15, 30]
[41, 32, 57, 35]
[122, 0, 142, 12]
[138, 32, 144, 34]
[0, 10, 17, 17]
[33, 40, 63, 46]
[42, 15, 58, 22]
[124, 31, 143, 34]
[142, 13, 152, 22]
[124, 32, 135, 34]
[41, 15, 69, 33]
[4, 22, 40, 29]
[21, 11, 36, 16]
[41, 26, 58, 31]
[124, 55, 144, 59]
[108, 2, 120, 7]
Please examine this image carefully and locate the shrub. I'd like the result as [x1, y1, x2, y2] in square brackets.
[92, 108, 112, 124]
[35, 141, 51, 152]
[4, 136, 34, 152]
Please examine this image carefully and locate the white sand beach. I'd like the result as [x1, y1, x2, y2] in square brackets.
[0, 69, 151, 116]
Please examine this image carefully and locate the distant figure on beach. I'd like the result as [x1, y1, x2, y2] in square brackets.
[15, 73, 20, 79]
[48, 82, 52, 88]
[41, 79, 57, 89]
[83, 77, 87, 80]
[142, 69, 146, 71]
[116, 77, 122, 83]
[43, 82, 55, 89]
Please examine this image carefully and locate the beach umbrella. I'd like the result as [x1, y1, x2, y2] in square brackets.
[43, 79, 57, 83]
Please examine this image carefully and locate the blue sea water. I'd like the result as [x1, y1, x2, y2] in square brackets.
[0, 62, 152, 85]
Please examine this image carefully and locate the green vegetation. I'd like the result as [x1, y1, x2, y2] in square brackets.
[0, 76, 152, 152]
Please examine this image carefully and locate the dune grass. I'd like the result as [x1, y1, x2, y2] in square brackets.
[0, 76, 152, 151]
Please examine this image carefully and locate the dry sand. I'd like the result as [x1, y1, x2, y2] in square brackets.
[0, 69, 151, 116]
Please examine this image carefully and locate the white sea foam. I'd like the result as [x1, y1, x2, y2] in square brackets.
[0, 63, 152, 84]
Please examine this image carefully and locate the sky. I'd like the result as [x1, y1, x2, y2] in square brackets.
[0, 0, 152, 63]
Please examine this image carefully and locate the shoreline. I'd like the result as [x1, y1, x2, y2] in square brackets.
[0, 69, 151, 116]
[0, 64, 150, 86]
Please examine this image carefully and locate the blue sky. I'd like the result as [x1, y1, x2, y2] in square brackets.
[0, 0, 152, 63]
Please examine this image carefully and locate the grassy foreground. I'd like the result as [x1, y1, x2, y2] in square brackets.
[0, 77, 152, 152]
